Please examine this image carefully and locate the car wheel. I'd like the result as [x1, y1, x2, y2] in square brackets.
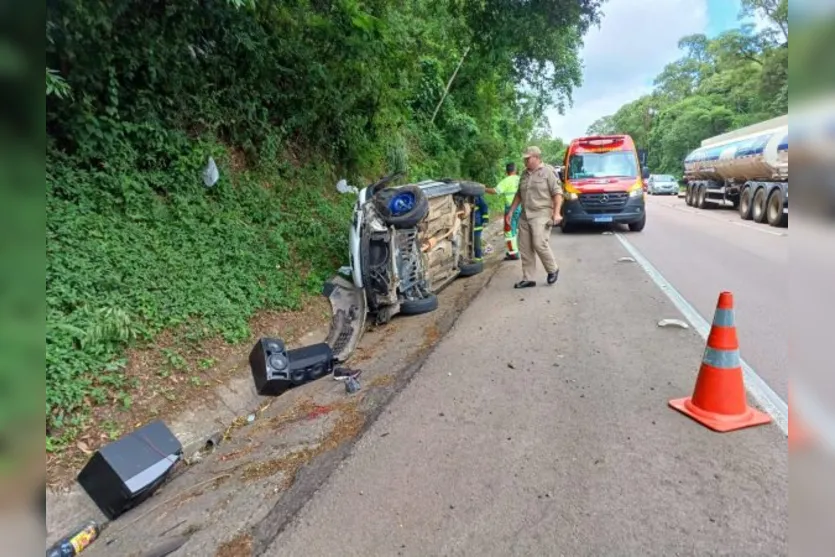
[373, 185, 430, 229]
[560, 220, 574, 234]
[400, 294, 438, 316]
[738, 187, 754, 220]
[458, 181, 486, 197]
[766, 190, 787, 227]
[458, 261, 484, 277]
[752, 188, 767, 223]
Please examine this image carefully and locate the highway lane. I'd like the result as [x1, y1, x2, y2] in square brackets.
[268, 228, 787, 556]
[628, 194, 788, 400]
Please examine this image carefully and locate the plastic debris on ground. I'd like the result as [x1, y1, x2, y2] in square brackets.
[333, 367, 363, 382]
[657, 318, 690, 329]
[336, 179, 359, 194]
[617, 256, 636, 263]
[345, 375, 361, 394]
[202, 156, 219, 188]
[47, 520, 100, 557]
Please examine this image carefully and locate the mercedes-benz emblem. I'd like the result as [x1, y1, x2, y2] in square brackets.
[601, 194, 609, 202]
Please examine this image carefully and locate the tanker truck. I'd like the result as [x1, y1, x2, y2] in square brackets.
[682, 114, 788, 227]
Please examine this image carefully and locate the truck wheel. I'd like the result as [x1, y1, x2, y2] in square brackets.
[752, 188, 767, 223]
[458, 261, 484, 277]
[628, 214, 646, 232]
[766, 190, 787, 227]
[685, 186, 694, 206]
[696, 185, 708, 209]
[738, 187, 754, 220]
[400, 294, 438, 316]
[374, 186, 430, 229]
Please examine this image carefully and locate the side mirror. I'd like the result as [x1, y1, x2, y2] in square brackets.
[557, 169, 564, 182]
[641, 166, 650, 180]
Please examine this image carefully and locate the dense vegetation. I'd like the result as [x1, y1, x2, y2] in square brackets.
[45, 0, 600, 447]
[586, 0, 788, 176]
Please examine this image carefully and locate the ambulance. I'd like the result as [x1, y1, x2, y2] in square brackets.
[560, 134, 649, 232]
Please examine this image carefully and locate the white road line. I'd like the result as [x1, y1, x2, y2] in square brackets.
[615, 233, 789, 435]
[665, 204, 787, 237]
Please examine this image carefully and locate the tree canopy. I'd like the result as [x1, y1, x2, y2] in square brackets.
[585, 14, 787, 176]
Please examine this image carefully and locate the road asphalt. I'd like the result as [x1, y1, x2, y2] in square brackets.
[266, 218, 788, 556]
[630, 195, 788, 399]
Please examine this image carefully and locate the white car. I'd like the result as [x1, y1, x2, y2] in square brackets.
[323, 174, 486, 362]
[647, 174, 680, 195]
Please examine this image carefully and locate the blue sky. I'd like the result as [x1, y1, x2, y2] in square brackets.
[547, 0, 770, 140]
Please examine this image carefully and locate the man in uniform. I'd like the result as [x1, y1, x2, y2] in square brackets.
[506, 146, 563, 288]
[486, 162, 522, 261]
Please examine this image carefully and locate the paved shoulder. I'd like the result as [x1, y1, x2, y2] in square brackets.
[268, 230, 787, 556]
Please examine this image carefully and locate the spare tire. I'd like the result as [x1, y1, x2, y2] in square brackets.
[458, 181, 486, 197]
[373, 185, 430, 228]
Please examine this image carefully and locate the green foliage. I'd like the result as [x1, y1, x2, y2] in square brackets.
[45, 0, 598, 444]
[587, 22, 787, 175]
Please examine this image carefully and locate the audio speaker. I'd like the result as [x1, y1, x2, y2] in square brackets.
[76, 420, 181, 520]
[249, 337, 334, 396]
[249, 337, 291, 396]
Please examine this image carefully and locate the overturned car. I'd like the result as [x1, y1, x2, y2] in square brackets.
[324, 174, 487, 362]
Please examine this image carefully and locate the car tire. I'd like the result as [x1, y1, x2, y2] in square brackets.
[628, 214, 646, 232]
[400, 294, 438, 316]
[738, 187, 754, 220]
[373, 185, 430, 229]
[752, 188, 767, 223]
[560, 220, 574, 234]
[766, 190, 787, 227]
[458, 181, 486, 197]
[458, 261, 484, 277]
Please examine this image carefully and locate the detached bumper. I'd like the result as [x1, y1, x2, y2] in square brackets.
[322, 275, 367, 363]
[562, 194, 646, 225]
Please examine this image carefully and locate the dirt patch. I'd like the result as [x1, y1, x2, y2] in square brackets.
[47, 296, 330, 487]
[215, 531, 253, 557]
[367, 374, 396, 388]
[242, 399, 365, 487]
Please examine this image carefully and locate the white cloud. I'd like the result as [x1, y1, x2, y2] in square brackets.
[546, 0, 709, 141]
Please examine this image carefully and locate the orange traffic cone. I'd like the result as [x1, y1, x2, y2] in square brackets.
[669, 291, 772, 432]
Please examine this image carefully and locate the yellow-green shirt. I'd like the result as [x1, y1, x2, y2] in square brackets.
[495, 175, 521, 207]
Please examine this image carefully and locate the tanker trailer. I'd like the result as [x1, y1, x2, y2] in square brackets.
[683, 115, 788, 227]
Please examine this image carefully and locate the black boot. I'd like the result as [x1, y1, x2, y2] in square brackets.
[547, 270, 559, 285]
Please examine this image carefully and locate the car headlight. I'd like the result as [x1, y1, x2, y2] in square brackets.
[629, 189, 643, 197]
[564, 192, 578, 201]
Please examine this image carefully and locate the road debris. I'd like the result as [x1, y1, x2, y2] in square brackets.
[346, 375, 361, 394]
[657, 318, 690, 329]
[602, 231, 614, 235]
[617, 256, 636, 263]
[47, 520, 100, 557]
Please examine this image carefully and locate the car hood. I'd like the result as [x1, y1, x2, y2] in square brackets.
[566, 177, 639, 193]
